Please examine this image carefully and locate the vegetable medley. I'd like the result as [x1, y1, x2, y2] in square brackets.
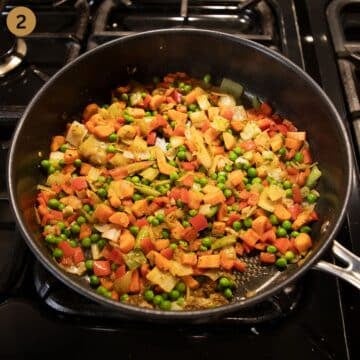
[37, 72, 322, 311]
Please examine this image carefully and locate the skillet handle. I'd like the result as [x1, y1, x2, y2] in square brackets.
[312, 240, 360, 289]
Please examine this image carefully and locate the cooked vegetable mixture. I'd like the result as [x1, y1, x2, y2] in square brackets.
[36, 72, 321, 310]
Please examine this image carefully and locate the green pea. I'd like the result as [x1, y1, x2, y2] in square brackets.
[77, 216, 86, 225]
[242, 177, 249, 184]
[177, 151, 187, 160]
[269, 215, 279, 225]
[153, 295, 163, 306]
[52, 248, 63, 258]
[300, 226, 311, 233]
[106, 145, 117, 153]
[83, 204, 91, 212]
[150, 217, 160, 226]
[278, 147, 286, 156]
[217, 175, 226, 183]
[203, 74, 211, 84]
[201, 237, 212, 248]
[71, 223, 80, 234]
[144, 289, 155, 302]
[189, 209, 198, 217]
[124, 114, 134, 124]
[69, 240, 78, 248]
[224, 188, 232, 198]
[108, 133, 118, 142]
[41, 159, 50, 169]
[285, 251, 295, 261]
[96, 286, 108, 296]
[199, 245, 208, 251]
[90, 275, 100, 287]
[97, 239, 106, 249]
[282, 180, 292, 189]
[170, 172, 179, 181]
[111, 263, 118, 271]
[131, 176, 140, 184]
[169, 243, 177, 250]
[275, 257, 288, 268]
[132, 193, 143, 201]
[156, 213, 165, 223]
[63, 228, 71, 237]
[232, 221, 242, 231]
[219, 277, 230, 288]
[90, 233, 100, 243]
[169, 289, 180, 301]
[159, 300, 171, 310]
[85, 260, 93, 271]
[229, 151, 238, 161]
[59, 234, 67, 240]
[210, 173, 218, 180]
[282, 220, 292, 230]
[199, 177, 208, 186]
[74, 159, 82, 168]
[81, 237, 92, 248]
[234, 147, 243, 155]
[168, 160, 177, 168]
[176, 282, 186, 293]
[285, 189, 293, 198]
[48, 198, 60, 210]
[276, 227, 287, 237]
[294, 152, 303, 163]
[306, 193, 318, 204]
[129, 225, 139, 236]
[217, 183, 226, 191]
[97, 188, 107, 198]
[223, 288, 233, 299]
[267, 245, 277, 253]
[162, 229, 170, 238]
[247, 167, 257, 178]
[57, 221, 66, 231]
[251, 177, 262, 184]
[120, 294, 129, 302]
[224, 164, 233, 172]
[184, 84, 192, 93]
[291, 231, 300, 238]
[243, 218, 252, 228]
[59, 144, 68, 152]
[48, 165, 56, 174]
[182, 220, 190, 227]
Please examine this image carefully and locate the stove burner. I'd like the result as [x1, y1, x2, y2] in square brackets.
[0, 25, 27, 78]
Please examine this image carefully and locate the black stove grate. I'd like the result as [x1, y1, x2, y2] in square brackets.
[327, 0, 360, 156]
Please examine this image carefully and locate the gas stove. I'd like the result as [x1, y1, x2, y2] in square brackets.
[0, 1, 359, 359]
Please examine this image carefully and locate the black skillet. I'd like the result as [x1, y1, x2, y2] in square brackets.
[7, 29, 360, 323]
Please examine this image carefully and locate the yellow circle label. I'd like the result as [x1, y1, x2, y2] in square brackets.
[6, 6, 36, 37]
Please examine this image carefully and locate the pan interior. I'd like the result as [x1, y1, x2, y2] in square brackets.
[8, 29, 352, 319]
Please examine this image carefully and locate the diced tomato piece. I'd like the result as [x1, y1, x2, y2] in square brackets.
[259, 252, 276, 264]
[257, 117, 273, 130]
[260, 102, 272, 116]
[114, 265, 126, 279]
[292, 185, 302, 204]
[140, 237, 155, 254]
[108, 248, 124, 265]
[135, 217, 149, 227]
[71, 176, 88, 191]
[233, 259, 247, 271]
[274, 237, 291, 254]
[240, 140, 256, 151]
[189, 214, 208, 232]
[216, 203, 227, 221]
[73, 247, 85, 264]
[227, 213, 241, 226]
[172, 91, 182, 103]
[288, 204, 302, 221]
[181, 226, 198, 242]
[93, 260, 111, 276]
[308, 210, 319, 221]
[181, 161, 197, 171]
[225, 196, 235, 205]
[160, 247, 174, 260]
[147, 132, 156, 145]
[302, 148, 312, 164]
[58, 241, 75, 258]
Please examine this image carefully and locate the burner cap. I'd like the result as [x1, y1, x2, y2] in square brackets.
[0, 23, 17, 61]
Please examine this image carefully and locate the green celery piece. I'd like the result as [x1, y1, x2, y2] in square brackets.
[124, 249, 147, 270]
[211, 235, 236, 250]
[135, 226, 149, 249]
[306, 165, 322, 188]
[134, 183, 160, 197]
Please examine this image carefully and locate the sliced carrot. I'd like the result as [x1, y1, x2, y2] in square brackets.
[64, 149, 79, 164]
[274, 237, 291, 254]
[182, 275, 200, 289]
[109, 212, 130, 227]
[119, 230, 135, 253]
[284, 137, 302, 151]
[80, 162, 92, 176]
[154, 239, 170, 251]
[93, 124, 115, 139]
[79, 223, 92, 240]
[93, 204, 115, 223]
[294, 233, 312, 253]
[259, 252, 276, 264]
[233, 259, 247, 271]
[160, 247, 173, 260]
[180, 252, 198, 266]
[197, 254, 221, 269]
[273, 204, 291, 221]
[50, 135, 65, 152]
[252, 215, 270, 236]
[140, 237, 155, 254]
[240, 229, 260, 248]
[129, 269, 141, 293]
[203, 190, 226, 205]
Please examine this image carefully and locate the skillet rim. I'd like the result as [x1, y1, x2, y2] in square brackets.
[7, 28, 353, 321]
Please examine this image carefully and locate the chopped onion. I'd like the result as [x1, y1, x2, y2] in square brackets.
[155, 137, 168, 152]
[102, 227, 121, 241]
